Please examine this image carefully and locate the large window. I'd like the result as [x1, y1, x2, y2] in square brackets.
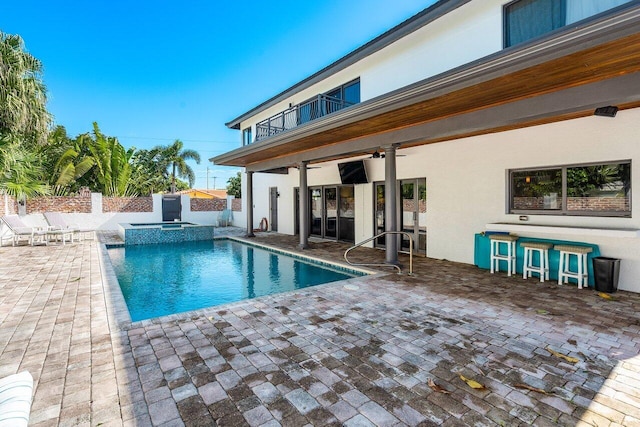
[509, 161, 631, 216]
[504, 0, 632, 47]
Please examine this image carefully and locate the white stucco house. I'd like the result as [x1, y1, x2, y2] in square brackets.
[212, 0, 640, 292]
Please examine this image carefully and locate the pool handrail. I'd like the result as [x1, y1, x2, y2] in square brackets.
[344, 231, 413, 275]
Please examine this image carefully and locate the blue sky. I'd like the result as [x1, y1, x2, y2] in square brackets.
[2, 1, 432, 189]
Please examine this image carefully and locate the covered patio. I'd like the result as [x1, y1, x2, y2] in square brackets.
[1, 233, 640, 426]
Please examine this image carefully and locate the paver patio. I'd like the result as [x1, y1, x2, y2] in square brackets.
[1, 230, 640, 426]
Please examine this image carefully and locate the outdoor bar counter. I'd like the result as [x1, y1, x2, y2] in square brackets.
[474, 228, 602, 286]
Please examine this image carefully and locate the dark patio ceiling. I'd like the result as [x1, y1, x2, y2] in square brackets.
[212, 6, 640, 172]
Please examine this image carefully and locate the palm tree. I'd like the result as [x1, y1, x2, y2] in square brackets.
[156, 139, 201, 193]
[86, 122, 135, 196]
[0, 135, 48, 200]
[0, 31, 51, 146]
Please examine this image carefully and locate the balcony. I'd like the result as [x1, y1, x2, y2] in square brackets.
[255, 94, 355, 142]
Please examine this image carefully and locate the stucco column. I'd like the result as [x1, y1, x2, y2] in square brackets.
[299, 161, 309, 249]
[384, 144, 399, 265]
[246, 171, 255, 238]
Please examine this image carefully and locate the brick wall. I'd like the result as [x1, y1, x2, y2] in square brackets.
[26, 196, 92, 214]
[103, 197, 153, 213]
[191, 198, 227, 212]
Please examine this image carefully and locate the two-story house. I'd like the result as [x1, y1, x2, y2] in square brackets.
[212, 0, 640, 292]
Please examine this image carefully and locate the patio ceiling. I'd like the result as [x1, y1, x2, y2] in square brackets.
[212, 6, 640, 172]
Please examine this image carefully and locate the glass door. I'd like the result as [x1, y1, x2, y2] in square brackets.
[374, 183, 385, 247]
[324, 187, 337, 239]
[310, 188, 322, 236]
[400, 178, 427, 254]
[373, 178, 426, 255]
[338, 186, 355, 242]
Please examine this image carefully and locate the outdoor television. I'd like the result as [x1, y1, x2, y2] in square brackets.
[338, 160, 368, 184]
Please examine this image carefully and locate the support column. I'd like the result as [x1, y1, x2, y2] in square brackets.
[246, 171, 255, 238]
[384, 144, 399, 265]
[298, 161, 309, 249]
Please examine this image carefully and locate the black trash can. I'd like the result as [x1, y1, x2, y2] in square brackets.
[592, 257, 620, 293]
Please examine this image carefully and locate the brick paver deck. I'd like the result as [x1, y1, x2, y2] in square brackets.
[1, 230, 639, 426]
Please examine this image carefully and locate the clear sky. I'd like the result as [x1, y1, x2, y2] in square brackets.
[2, 1, 433, 189]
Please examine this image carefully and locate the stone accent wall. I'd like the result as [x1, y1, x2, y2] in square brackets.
[191, 198, 227, 212]
[103, 197, 153, 213]
[26, 196, 92, 214]
[232, 198, 241, 211]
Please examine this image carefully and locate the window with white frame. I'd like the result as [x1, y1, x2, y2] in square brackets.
[504, 0, 632, 47]
[509, 161, 631, 216]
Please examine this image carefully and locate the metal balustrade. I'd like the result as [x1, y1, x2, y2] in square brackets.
[255, 94, 355, 142]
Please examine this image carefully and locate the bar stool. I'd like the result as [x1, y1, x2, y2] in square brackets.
[554, 245, 593, 289]
[490, 234, 519, 276]
[521, 241, 552, 282]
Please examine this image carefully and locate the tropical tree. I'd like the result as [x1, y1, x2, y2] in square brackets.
[0, 31, 51, 146]
[86, 122, 135, 196]
[0, 31, 51, 200]
[227, 172, 241, 198]
[40, 126, 95, 195]
[0, 135, 48, 199]
[155, 139, 201, 193]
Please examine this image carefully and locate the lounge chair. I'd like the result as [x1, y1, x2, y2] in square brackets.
[44, 212, 95, 241]
[0, 371, 33, 427]
[217, 209, 233, 227]
[1, 215, 49, 246]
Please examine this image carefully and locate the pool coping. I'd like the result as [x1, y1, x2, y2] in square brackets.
[99, 237, 380, 331]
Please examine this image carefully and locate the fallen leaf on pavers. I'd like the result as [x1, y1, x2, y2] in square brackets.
[598, 292, 616, 301]
[70, 277, 80, 282]
[428, 378, 450, 394]
[546, 347, 580, 364]
[514, 383, 552, 394]
[459, 374, 487, 390]
[567, 339, 577, 346]
[536, 309, 551, 315]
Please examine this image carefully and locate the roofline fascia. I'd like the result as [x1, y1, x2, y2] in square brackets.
[211, 4, 640, 166]
[224, 0, 469, 130]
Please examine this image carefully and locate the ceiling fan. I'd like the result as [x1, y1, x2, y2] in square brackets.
[368, 151, 405, 159]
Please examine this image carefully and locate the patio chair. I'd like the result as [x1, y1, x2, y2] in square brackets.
[217, 209, 233, 227]
[1, 215, 48, 246]
[44, 212, 95, 241]
[0, 371, 33, 427]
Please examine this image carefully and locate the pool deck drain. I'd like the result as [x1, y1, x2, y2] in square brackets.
[1, 229, 640, 426]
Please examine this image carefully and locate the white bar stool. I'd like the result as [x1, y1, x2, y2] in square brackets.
[490, 234, 519, 276]
[521, 241, 552, 282]
[554, 245, 593, 289]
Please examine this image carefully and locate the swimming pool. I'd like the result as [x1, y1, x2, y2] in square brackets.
[107, 239, 363, 322]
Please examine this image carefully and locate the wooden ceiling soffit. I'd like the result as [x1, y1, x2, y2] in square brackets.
[216, 31, 640, 168]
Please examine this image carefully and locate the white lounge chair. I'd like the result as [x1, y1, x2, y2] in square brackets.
[44, 212, 95, 241]
[0, 371, 33, 427]
[1, 215, 48, 246]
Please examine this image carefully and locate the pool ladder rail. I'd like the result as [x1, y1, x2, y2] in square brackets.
[344, 231, 413, 275]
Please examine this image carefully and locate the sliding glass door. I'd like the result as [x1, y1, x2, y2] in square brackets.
[374, 178, 426, 255]
[297, 185, 355, 243]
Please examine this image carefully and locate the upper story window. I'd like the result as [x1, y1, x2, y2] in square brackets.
[242, 127, 252, 146]
[504, 0, 633, 47]
[509, 160, 631, 217]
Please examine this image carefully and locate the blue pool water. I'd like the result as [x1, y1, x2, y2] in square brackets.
[107, 239, 361, 322]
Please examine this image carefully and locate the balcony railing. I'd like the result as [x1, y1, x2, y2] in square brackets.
[255, 94, 355, 142]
